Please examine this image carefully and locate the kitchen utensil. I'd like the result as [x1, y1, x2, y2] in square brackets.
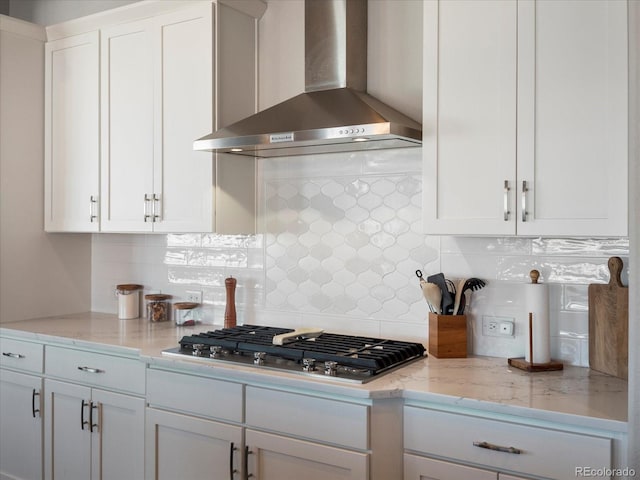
[427, 273, 454, 315]
[588, 256, 629, 379]
[416, 270, 441, 313]
[272, 327, 324, 345]
[457, 277, 486, 314]
[421, 282, 442, 314]
[452, 278, 466, 315]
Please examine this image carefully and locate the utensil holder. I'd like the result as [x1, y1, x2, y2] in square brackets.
[428, 312, 467, 358]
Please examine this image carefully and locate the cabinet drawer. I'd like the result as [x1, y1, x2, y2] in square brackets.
[0, 338, 43, 373]
[45, 345, 145, 395]
[146, 369, 243, 423]
[404, 406, 611, 479]
[246, 386, 369, 450]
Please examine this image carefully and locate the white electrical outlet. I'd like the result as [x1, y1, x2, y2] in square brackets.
[186, 290, 203, 303]
[482, 316, 515, 338]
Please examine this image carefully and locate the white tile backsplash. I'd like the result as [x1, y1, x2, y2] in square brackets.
[91, 148, 629, 367]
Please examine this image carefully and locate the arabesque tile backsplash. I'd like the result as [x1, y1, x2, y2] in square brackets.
[91, 148, 629, 366]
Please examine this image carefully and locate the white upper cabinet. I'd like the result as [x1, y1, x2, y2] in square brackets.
[422, 0, 517, 236]
[100, 18, 155, 232]
[44, 31, 100, 232]
[516, 0, 628, 236]
[423, 0, 628, 237]
[100, 5, 223, 233]
[45, 1, 261, 234]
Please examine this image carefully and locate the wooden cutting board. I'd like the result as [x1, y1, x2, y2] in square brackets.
[588, 256, 629, 379]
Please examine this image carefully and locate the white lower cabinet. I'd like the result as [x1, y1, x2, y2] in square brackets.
[145, 408, 242, 480]
[404, 454, 496, 480]
[405, 455, 532, 480]
[44, 379, 145, 480]
[145, 368, 244, 479]
[244, 386, 371, 480]
[0, 370, 43, 480]
[43, 346, 145, 480]
[404, 404, 615, 480]
[245, 429, 368, 480]
[0, 338, 44, 480]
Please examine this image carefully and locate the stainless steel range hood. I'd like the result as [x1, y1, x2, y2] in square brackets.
[194, 0, 422, 158]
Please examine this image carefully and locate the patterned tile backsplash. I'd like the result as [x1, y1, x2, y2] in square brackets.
[91, 148, 629, 366]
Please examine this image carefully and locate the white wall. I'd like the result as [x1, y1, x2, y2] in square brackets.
[0, 17, 91, 323]
[88, 1, 630, 368]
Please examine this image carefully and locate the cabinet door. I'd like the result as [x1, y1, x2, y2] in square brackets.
[100, 19, 154, 232]
[145, 407, 242, 480]
[151, 4, 215, 233]
[44, 379, 92, 480]
[245, 429, 368, 480]
[404, 454, 496, 480]
[0, 370, 43, 480]
[91, 389, 145, 480]
[44, 32, 100, 232]
[516, 0, 628, 236]
[422, 0, 517, 235]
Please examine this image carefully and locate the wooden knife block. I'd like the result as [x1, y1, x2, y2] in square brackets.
[428, 313, 467, 358]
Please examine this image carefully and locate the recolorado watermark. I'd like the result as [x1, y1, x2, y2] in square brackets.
[575, 467, 636, 477]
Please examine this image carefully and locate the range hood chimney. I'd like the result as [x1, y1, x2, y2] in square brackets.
[194, 0, 422, 158]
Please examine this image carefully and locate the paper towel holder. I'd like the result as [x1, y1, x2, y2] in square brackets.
[508, 312, 563, 372]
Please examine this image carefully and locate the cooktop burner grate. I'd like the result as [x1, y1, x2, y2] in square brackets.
[177, 324, 426, 376]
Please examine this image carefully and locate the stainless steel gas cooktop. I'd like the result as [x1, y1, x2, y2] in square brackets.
[162, 325, 426, 384]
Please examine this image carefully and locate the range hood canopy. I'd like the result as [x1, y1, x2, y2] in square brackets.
[194, 0, 422, 158]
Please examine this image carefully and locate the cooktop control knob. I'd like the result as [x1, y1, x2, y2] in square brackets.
[324, 361, 338, 376]
[192, 344, 206, 356]
[209, 346, 223, 358]
[254, 352, 266, 365]
[302, 358, 317, 372]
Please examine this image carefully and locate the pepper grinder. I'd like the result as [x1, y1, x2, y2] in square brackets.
[224, 276, 237, 328]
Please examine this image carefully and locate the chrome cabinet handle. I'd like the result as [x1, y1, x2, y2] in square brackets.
[89, 195, 98, 223]
[473, 440, 522, 455]
[81, 399, 89, 430]
[152, 193, 161, 222]
[229, 442, 237, 479]
[32, 389, 40, 418]
[77, 366, 105, 374]
[144, 194, 153, 222]
[521, 180, 529, 222]
[2, 352, 25, 359]
[244, 446, 254, 479]
[503, 180, 511, 221]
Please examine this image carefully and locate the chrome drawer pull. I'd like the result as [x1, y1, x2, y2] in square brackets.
[503, 180, 511, 221]
[521, 180, 529, 222]
[77, 366, 105, 374]
[89, 195, 98, 223]
[2, 352, 25, 359]
[473, 441, 521, 455]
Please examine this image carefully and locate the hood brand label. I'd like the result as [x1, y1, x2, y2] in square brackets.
[270, 132, 294, 143]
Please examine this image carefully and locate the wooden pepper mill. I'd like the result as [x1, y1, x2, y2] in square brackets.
[224, 276, 237, 328]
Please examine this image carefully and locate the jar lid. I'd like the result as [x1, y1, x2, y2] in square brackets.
[144, 293, 172, 301]
[173, 302, 199, 310]
[116, 284, 143, 292]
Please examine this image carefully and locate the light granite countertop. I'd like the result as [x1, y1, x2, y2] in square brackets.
[0, 312, 628, 432]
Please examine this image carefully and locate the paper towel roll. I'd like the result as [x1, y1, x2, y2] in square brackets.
[524, 271, 550, 364]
